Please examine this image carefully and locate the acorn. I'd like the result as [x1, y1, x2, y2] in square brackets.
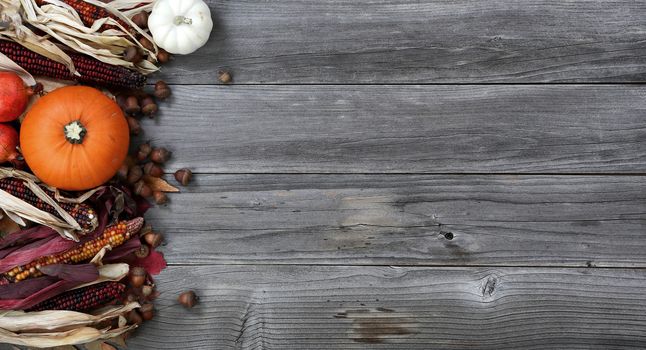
[154, 81, 171, 100]
[131, 11, 149, 29]
[137, 143, 152, 162]
[126, 310, 143, 325]
[157, 49, 171, 64]
[138, 36, 155, 51]
[178, 291, 198, 308]
[134, 180, 153, 198]
[127, 116, 141, 135]
[150, 147, 171, 164]
[135, 244, 150, 258]
[130, 267, 146, 288]
[127, 165, 143, 184]
[139, 303, 154, 321]
[141, 96, 158, 117]
[153, 191, 168, 205]
[116, 94, 128, 110]
[143, 231, 163, 248]
[124, 96, 140, 115]
[124, 46, 143, 64]
[143, 162, 164, 177]
[174, 168, 192, 186]
[218, 70, 232, 84]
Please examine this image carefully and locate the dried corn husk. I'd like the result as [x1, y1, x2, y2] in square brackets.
[0, 0, 76, 73]
[0, 324, 136, 347]
[0, 302, 139, 332]
[0, 168, 103, 241]
[0, 0, 159, 74]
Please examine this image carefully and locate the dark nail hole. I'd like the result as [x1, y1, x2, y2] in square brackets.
[442, 231, 454, 240]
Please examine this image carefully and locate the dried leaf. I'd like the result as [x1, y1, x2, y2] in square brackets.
[143, 175, 179, 193]
[39, 264, 99, 282]
[110, 335, 127, 348]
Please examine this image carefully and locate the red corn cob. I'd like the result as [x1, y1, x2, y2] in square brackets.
[27, 282, 126, 312]
[0, 40, 146, 89]
[35, 0, 128, 31]
[0, 178, 98, 232]
[3, 218, 144, 283]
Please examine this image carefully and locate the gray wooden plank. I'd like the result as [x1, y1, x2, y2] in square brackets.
[144, 85, 646, 173]
[148, 174, 646, 267]
[153, 0, 646, 84]
[124, 265, 646, 349]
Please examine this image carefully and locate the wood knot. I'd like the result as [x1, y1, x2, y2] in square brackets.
[481, 276, 497, 297]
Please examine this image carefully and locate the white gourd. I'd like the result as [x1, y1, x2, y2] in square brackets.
[148, 0, 213, 55]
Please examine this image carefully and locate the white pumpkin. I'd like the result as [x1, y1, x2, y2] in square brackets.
[148, 0, 213, 55]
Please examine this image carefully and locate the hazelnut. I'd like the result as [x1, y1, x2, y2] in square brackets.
[138, 36, 155, 51]
[124, 96, 140, 115]
[153, 191, 168, 205]
[218, 70, 232, 84]
[143, 231, 163, 248]
[124, 46, 143, 64]
[178, 290, 198, 308]
[140, 96, 158, 117]
[157, 49, 171, 64]
[127, 165, 143, 184]
[134, 244, 150, 258]
[129, 267, 146, 288]
[131, 11, 149, 29]
[134, 180, 152, 198]
[127, 116, 141, 135]
[150, 147, 171, 164]
[136, 143, 152, 162]
[154, 81, 171, 100]
[143, 162, 164, 177]
[140, 303, 154, 321]
[174, 168, 192, 186]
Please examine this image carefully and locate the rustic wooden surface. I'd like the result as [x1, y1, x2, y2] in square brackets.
[137, 0, 646, 348]
[6, 0, 646, 349]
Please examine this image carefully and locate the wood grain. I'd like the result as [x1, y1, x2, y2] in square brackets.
[144, 85, 646, 173]
[147, 174, 646, 267]
[125, 265, 646, 349]
[153, 0, 646, 84]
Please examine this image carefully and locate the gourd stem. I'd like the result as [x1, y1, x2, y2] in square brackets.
[64, 120, 87, 144]
[173, 16, 193, 25]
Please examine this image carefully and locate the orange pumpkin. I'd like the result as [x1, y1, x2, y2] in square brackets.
[21, 86, 129, 191]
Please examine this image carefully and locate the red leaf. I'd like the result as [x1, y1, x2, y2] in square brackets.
[132, 249, 167, 275]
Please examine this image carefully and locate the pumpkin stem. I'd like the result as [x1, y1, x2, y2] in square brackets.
[173, 16, 192, 25]
[64, 120, 87, 144]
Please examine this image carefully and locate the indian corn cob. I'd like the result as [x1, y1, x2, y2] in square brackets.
[34, 0, 128, 31]
[3, 218, 144, 283]
[0, 41, 146, 89]
[0, 178, 98, 232]
[27, 282, 126, 312]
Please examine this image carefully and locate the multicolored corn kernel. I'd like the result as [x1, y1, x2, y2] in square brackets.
[0, 178, 97, 232]
[3, 218, 144, 283]
[0, 41, 146, 89]
[27, 282, 126, 312]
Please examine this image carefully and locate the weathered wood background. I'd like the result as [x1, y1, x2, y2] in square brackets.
[7, 0, 646, 349]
